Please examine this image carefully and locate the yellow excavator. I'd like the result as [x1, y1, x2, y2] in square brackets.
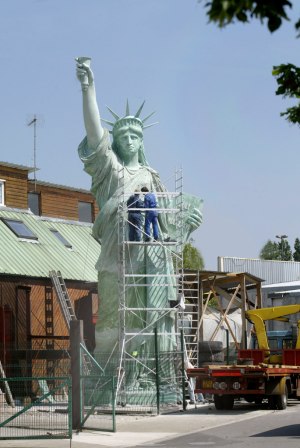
[246, 304, 300, 364]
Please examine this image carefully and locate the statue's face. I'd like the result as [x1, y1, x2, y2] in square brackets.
[116, 128, 142, 161]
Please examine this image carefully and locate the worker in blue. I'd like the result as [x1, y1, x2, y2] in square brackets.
[127, 190, 144, 241]
[141, 186, 159, 242]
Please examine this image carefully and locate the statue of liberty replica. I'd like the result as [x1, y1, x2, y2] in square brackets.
[76, 57, 203, 399]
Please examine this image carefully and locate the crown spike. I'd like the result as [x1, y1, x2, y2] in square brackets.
[142, 111, 156, 123]
[103, 101, 157, 133]
[143, 122, 159, 129]
[135, 100, 146, 118]
[101, 118, 115, 126]
[106, 106, 120, 120]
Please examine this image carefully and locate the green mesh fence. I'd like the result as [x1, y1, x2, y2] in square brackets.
[79, 344, 185, 432]
[0, 354, 71, 440]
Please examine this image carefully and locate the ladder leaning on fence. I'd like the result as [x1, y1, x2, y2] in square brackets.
[49, 270, 93, 374]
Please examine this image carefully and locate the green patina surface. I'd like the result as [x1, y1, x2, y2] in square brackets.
[76, 57, 203, 368]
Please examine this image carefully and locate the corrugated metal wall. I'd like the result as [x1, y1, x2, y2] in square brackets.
[218, 257, 300, 285]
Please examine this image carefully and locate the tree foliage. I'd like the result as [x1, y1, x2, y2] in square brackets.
[183, 242, 205, 270]
[202, 0, 293, 33]
[272, 63, 300, 125]
[260, 238, 293, 261]
[293, 238, 300, 261]
[278, 239, 293, 260]
[260, 239, 281, 260]
[201, 1, 300, 126]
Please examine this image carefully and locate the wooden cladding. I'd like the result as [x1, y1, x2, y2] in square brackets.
[0, 163, 99, 222]
[0, 167, 28, 209]
[28, 181, 98, 222]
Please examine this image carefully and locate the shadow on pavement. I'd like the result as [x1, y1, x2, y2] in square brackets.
[251, 425, 300, 438]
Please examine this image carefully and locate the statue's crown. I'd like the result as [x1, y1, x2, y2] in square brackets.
[101, 100, 157, 135]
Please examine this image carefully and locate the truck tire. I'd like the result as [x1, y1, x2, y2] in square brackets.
[214, 395, 234, 410]
[214, 394, 224, 410]
[268, 386, 288, 410]
[199, 341, 224, 364]
[198, 341, 223, 353]
[222, 395, 234, 410]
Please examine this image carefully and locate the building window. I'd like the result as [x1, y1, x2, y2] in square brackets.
[0, 180, 5, 206]
[1, 218, 38, 240]
[78, 201, 93, 223]
[50, 229, 72, 248]
[28, 192, 40, 215]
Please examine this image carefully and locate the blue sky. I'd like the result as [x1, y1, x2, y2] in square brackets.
[1, 0, 300, 269]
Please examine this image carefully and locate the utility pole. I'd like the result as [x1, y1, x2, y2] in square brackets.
[27, 115, 38, 191]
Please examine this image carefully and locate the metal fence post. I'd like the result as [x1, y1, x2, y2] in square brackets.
[180, 329, 186, 411]
[68, 378, 73, 439]
[112, 376, 116, 432]
[70, 320, 84, 430]
[154, 327, 160, 414]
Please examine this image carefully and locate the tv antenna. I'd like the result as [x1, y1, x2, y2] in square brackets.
[27, 114, 43, 191]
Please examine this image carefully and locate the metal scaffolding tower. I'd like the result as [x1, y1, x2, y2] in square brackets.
[116, 168, 199, 398]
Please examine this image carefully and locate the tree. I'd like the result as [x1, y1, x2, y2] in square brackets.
[183, 242, 205, 270]
[260, 239, 281, 260]
[278, 238, 293, 261]
[293, 237, 300, 261]
[201, 1, 300, 125]
[260, 238, 292, 261]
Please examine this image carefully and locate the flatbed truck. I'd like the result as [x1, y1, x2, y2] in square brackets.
[188, 304, 300, 410]
[187, 349, 300, 410]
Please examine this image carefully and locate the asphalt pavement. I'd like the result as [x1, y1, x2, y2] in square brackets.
[0, 401, 275, 448]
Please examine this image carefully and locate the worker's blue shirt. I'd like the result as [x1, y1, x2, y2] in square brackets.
[127, 194, 144, 215]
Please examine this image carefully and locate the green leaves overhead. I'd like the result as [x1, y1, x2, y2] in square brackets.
[272, 64, 300, 98]
[272, 63, 300, 125]
[203, 0, 292, 32]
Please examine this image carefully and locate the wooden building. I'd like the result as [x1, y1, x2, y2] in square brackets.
[0, 160, 99, 221]
[0, 161, 100, 386]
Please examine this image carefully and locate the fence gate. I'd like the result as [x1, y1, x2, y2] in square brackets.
[80, 344, 116, 432]
[0, 375, 72, 440]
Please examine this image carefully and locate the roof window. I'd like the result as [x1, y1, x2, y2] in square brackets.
[2, 218, 38, 240]
[50, 229, 72, 248]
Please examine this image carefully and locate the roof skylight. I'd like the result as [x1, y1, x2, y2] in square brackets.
[50, 229, 72, 248]
[2, 218, 38, 240]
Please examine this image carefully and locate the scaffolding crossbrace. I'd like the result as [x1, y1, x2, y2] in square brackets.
[115, 167, 198, 401]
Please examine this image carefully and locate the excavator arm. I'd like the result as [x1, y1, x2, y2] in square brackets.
[246, 305, 300, 354]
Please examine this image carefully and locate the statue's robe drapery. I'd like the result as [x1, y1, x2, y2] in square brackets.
[78, 129, 202, 361]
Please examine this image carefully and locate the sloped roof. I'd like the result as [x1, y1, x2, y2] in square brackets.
[0, 160, 36, 173]
[30, 179, 91, 194]
[0, 207, 100, 282]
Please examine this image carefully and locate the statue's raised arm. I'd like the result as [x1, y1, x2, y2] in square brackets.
[76, 57, 103, 150]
